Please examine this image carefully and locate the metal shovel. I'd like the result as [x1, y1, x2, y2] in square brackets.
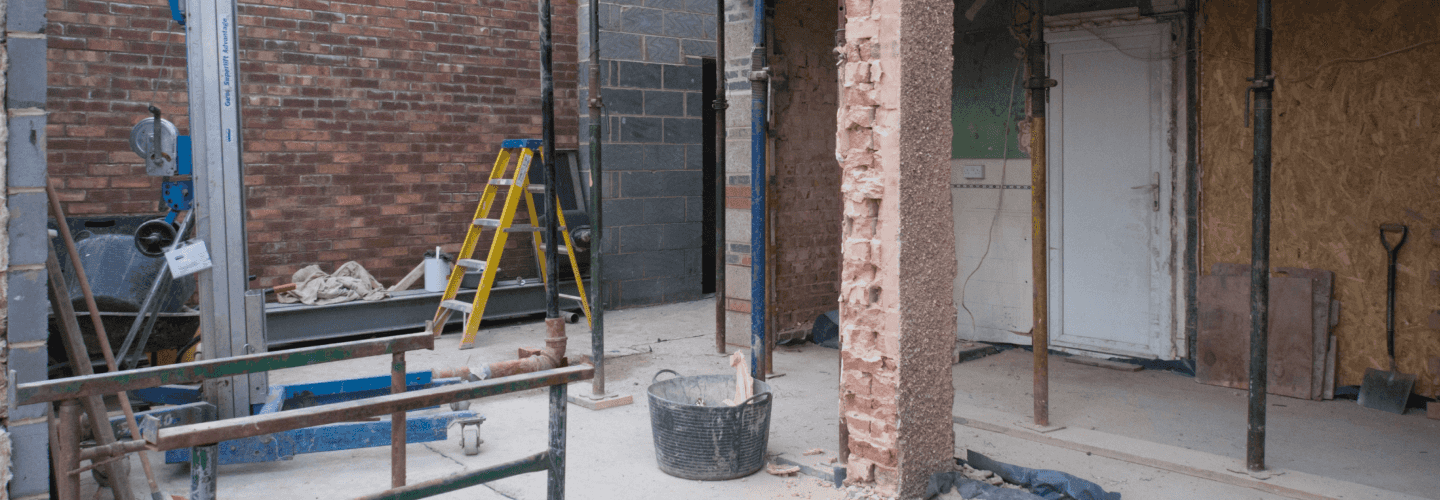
[1358, 223, 1416, 414]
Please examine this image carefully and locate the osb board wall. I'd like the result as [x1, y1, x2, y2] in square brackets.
[1199, 0, 1440, 396]
[769, 0, 841, 340]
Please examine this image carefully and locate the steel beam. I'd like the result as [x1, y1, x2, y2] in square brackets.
[16, 332, 434, 407]
[146, 365, 593, 451]
[357, 452, 550, 500]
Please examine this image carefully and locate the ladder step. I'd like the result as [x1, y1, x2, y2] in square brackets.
[558, 293, 583, 302]
[441, 300, 474, 314]
[456, 259, 487, 271]
[539, 244, 571, 255]
[505, 225, 542, 233]
[489, 179, 546, 193]
[473, 218, 502, 228]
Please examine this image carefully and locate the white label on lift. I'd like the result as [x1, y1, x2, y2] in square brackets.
[165, 240, 214, 278]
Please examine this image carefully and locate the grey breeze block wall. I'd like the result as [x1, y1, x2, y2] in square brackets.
[578, 0, 716, 308]
[8, 0, 55, 495]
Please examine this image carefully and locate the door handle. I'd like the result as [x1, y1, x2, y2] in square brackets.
[1130, 172, 1160, 211]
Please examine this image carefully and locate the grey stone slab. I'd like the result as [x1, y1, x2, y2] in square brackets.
[664, 64, 704, 90]
[604, 88, 645, 115]
[645, 0, 686, 10]
[645, 144, 686, 169]
[10, 422, 51, 497]
[619, 278, 666, 307]
[7, 269, 50, 343]
[8, 38, 49, 109]
[657, 222, 703, 250]
[8, 0, 48, 33]
[7, 114, 48, 188]
[604, 143, 646, 171]
[644, 197, 688, 224]
[8, 191, 49, 266]
[686, 92, 706, 117]
[600, 32, 644, 61]
[661, 275, 704, 301]
[664, 118, 702, 144]
[619, 116, 664, 143]
[664, 12, 707, 38]
[685, 144, 703, 170]
[611, 0, 645, 6]
[603, 198, 646, 227]
[10, 345, 47, 421]
[10, 343, 48, 385]
[684, 0, 717, 14]
[621, 6, 665, 35]
[644, 90, 685, 117]
[686, 195, 707, 222]
[599, 221, 622, 254]
[601, 252, 646, 281]
[621, 170, 704, 198]
[620, 224, 662, 253]
[645, 36, 682, 64]
[683, 39, 716, 58]
[640, 248, 702, 278]
[600, 4, 623, 30]
[618, 61, 664, 89]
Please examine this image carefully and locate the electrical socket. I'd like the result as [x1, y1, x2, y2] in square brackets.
[963, 164, 985, 180]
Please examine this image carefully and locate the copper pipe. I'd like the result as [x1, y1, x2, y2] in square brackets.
[48, 183, 164, 495]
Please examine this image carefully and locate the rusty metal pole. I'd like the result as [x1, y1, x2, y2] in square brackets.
[55, 400, 83, 500]
[1027, 0, 1053, 428]
[714, 0, 729, 355]
[1246, 0, 1274, 473]
[391, 351, 407, 487]
[586, 0, 607, 397]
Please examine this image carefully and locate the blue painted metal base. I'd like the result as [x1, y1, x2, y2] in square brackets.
[128, 371, 478, 465]
[164, 411, 475, 464]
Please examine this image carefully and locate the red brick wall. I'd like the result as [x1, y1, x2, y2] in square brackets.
[46, 0, 578, 287]
[770, 0, 840, 340]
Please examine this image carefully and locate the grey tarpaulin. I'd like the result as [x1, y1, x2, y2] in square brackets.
[960, 450, 1121, 500]
[277, 261, 390, 305]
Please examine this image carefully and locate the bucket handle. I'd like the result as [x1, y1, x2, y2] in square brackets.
[652, 369, 683, 384]
[740, 391, 772, 407]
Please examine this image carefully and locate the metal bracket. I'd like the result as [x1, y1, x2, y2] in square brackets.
[1025, 77, 1057, 90]
[748, 67, 771, 82]
[1243, 74, 1275, 128]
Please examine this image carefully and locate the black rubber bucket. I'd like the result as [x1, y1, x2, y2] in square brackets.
[647, 369, 773, 481]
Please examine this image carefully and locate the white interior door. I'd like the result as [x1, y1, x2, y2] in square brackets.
[1046, 23, 1174, 359]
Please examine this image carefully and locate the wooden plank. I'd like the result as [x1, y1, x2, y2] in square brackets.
[1196, 275, 1314, 399]
[388, 262, 426, 292]
[1062, 355, 1143, 372]
[1276, 267, 1334, 400]
[1323, 335, 1337, 400]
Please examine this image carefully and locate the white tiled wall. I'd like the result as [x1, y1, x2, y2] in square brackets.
[951, 158, 1035, 345]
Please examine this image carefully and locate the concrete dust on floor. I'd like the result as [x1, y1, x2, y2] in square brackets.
[78, 300, 1433, 499]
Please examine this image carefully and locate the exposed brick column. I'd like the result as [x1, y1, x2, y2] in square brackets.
[835, 0, 955, 494]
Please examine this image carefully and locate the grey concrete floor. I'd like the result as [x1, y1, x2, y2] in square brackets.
[82, 299, 1434, 499]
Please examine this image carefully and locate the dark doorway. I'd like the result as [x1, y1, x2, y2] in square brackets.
[701, 57, 718, 295]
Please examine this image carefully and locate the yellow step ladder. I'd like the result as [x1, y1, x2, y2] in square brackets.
[426, 139, 592, 349]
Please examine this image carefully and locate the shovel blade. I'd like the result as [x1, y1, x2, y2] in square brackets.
[1357, 367, 1416, 414]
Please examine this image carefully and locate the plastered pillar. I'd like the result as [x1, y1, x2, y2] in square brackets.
[835, 0, 955, 495]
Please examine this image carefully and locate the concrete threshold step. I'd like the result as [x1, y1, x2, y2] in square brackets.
[952, 406, 1426, 500]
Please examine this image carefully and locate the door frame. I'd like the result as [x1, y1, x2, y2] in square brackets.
[1044, 10, 1191, 360]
